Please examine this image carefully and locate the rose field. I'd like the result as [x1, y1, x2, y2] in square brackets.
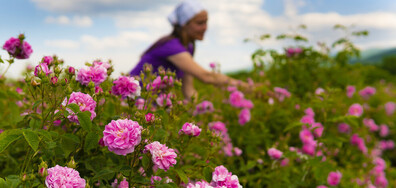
[1, 27, 396, 187]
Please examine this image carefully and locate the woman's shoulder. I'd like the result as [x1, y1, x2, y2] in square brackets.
[153, 38, 189, 57]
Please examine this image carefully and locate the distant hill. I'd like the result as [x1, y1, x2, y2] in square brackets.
[350, 47, 396, 65]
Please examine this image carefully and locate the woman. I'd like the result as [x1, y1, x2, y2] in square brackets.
[130, 0, 249, 100]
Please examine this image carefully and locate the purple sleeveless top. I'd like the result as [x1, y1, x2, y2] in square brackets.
[130, 38, 194, 79]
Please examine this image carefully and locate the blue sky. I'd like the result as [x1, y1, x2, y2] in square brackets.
[1, 0, 396, 78]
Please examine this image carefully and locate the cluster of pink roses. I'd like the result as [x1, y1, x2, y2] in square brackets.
[285, 47, 303, 57]
[298, 108, 324, 156]
[188, 165, 242, 188]
[156, 93, 174, 108]
[146, 75, 174, 91]
[76, 61, 110, 86]
[179, 122, 201, 137]
[359, 86, 376, 100]
[193, 100, 214, 116]
[273, 87, 291, 102]
[228, 90, 253, 125]
[350, 134, 368, 154]
[2, 34, 33, 59]
[209, 121, 241, 157]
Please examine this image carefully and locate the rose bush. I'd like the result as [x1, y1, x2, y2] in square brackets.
[0, 26, 396, 187]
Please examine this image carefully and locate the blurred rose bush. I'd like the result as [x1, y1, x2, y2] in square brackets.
[1, 26, 396, 187]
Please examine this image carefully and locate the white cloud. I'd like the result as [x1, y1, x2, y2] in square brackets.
[45, 15, 93, 27]
[30, 0, 178, 14]
[80, 31, 152, 50]
[44, 40, 80, 49]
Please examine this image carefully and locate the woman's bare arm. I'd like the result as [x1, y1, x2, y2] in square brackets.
[168, 52, 242, 87]
[181, 73, 198, 100]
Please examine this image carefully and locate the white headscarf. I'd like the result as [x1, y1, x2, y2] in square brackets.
[168, 0, 205, 26]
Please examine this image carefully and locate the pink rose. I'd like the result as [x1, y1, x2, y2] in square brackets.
[45, 165, 86, 188]
[346, 85, 355, 98]
[348, 103, 363, 117]
[144, 141, 177, 171]
[267, 148, 283, 160]
[34, 63, 52, 76]
[112, 76, 141, 99]
[103, 119, 143, 155]
[64, 92, 97, 124]
[238, 108, 251, 125]
[384, 102, 396, 116]
[327, 171, 342, 186]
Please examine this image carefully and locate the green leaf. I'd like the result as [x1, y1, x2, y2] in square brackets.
[0, 56, 4, 64]
[36, 129, 52, 140]
[84, 132, 98, 152]
[77, 111, 92, 131]
[61, 134, 80, 157]
[203, 166, 212, 182]
[0, 177, 6, 188]
[0, 130, 23, 153]
[67, 103, 80, 114]
[92, 169, 115, 180]
[157, 184, 174, 188]
[62, 133, 80, 143]
[23, 130, 40, 151]
[32, 100, 43, 110]
[142, 154, 150, 169]
[283, 122, 303, 132]
[175, 169, 189, 184]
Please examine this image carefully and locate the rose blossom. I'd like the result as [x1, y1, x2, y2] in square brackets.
[338, 123, 350, 133]
[145, 113, 155, 124]
[379, 124, 389, 137]
[238, 108, 251, 125]
[359, 86, 376, 99]
[63, 92, 96, 124]
[144, 141, 177, 171]
[135, 98, 145, 110]
[45, 165, 86, 188]
[384, 102, 396, 116]
[34, 63, 52, 76]
[179, 122, 201, 136]
[187, 180, 213, 188]
[267, 148, 283, 160]
[208, 121, 228, 136]
[346, 85, 355, 98]
[274, 87, 291, 102]
[234, 147, 242, 156]
[229, 91, 244, 107]
[156, 93, 173, 108]
[327, 171, 342, 186]
[111, 76, 141, 99]
[103, 119, 143, 155]
[42, 56, 53, 65]
[211, 165, 242, 188]
[93, 60, 111, 69]
[118, 178, 128, 188]
[348, 103, 363, 117]
[193, 100, 214, 116]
